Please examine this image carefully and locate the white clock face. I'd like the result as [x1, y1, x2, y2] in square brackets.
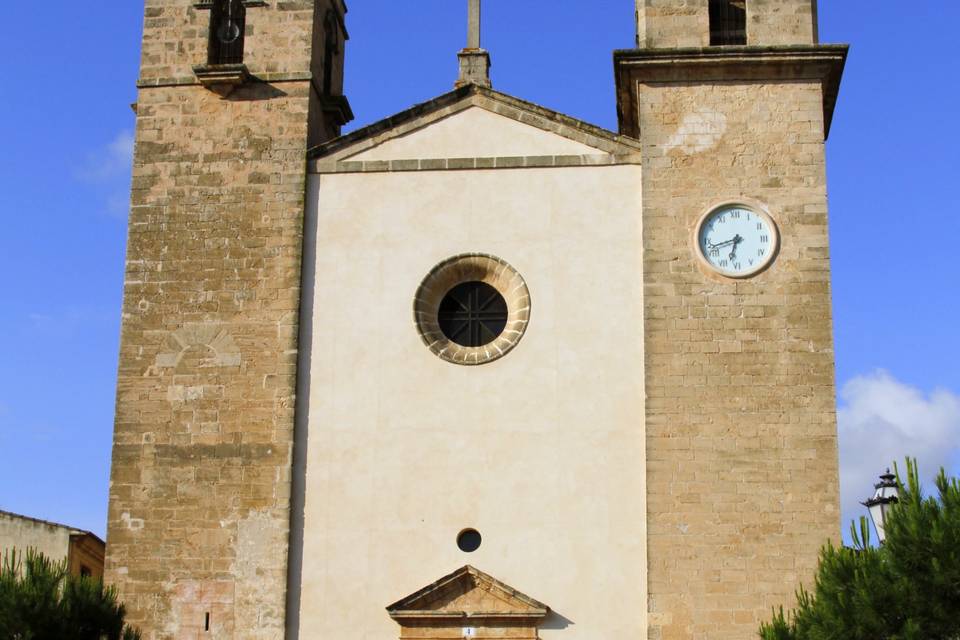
[697, 205, 778, 277]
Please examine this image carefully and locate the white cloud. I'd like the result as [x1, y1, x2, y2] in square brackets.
[76, 130, 135, 182]
[838, 370, 960, 535]
[27, 306, 115, 337]
[73, 130, 134, 220]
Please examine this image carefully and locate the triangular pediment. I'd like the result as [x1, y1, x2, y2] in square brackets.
[345, 106, 600, 160]
[309, 84, 641, 168]
[386, 566, 549, 620]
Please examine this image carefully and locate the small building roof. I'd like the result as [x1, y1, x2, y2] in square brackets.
[0, 508, 105, 546]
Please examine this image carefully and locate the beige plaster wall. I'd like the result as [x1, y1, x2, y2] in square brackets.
[297, 163, 646, 640]
[347, 107, 601, 161]
[0, 513, 70, 563]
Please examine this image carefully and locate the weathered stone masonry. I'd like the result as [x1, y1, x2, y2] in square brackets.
[105, 1, 349, 637]
[618, 8, 847, 635]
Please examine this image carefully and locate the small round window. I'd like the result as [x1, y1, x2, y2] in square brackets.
[457, 529, 482, 553]
[414, 254, 530, 366]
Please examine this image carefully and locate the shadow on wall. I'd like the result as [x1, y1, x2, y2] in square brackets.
[541, 610, 575, 630]
[226, 80, 288, 101]
[284, 172, 318, 640]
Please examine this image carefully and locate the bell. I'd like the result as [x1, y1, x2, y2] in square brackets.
[217, 0, 241, 44]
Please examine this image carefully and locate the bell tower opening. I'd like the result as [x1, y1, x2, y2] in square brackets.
[207, 0, 246, 65]
[709, 0, 747, 46]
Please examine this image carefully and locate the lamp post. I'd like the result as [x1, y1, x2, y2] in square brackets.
[862, 469, 900, 544]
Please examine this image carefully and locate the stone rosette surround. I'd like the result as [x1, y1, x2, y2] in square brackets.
[413, 253, 531, 366]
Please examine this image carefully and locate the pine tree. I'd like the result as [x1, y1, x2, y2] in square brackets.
[0, 549, 141, 640]
[760, 459, 960, 640]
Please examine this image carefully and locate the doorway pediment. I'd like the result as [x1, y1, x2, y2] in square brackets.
[386, 566, 549, 638]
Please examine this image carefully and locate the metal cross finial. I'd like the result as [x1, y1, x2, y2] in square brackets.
[467, 0, 481, 49]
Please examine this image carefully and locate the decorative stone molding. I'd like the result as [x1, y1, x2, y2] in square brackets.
[193, 1, 268, 8]
[614, 44, 848, 139]
[192, 63, 250, 88]
[387, 565, 549, 640]
[313, 153, 639, 175]
[138, 70, 311, 90]
[317, 94, 354, 127]
[308, 84, 643, 164]
[414, 254, 530, 366]
[146, 323, 242, 376]
[456, 49, 491, 89]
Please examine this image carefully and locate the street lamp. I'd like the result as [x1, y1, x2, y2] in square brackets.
[862, 469, 900, 544]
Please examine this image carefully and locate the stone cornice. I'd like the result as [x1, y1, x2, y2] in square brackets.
[193, 63, 250, 87]
[137, 70, 312, 89]
[614, 44, 848, 140]
[316, 92, 354, 127]
[311, 153, 641, 175]
[192, 1, 269, 8]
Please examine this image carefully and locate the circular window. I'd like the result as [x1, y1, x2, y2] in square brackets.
[414, 254, 530, 366]
[457, 529, 482, 553]
[438, 281, 508, 347]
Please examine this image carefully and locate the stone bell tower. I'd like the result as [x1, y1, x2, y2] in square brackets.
[105, 0, 351, 637]
[618, 1, 846, 638]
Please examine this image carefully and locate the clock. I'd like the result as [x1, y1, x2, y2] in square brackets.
[695, 203, 779, 277]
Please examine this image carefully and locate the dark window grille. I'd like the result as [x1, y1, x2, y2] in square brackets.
[208, 0, 246, 65]
[709, 0, 747, 46]
[437, 281, 508, 347]
[322, 10, 339, 95]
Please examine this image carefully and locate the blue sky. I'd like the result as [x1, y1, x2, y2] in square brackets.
[0, 2, 957, 541]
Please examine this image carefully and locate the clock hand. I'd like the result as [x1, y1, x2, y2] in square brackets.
[729, 234, 743, 260]
[708, 237, 737, 250]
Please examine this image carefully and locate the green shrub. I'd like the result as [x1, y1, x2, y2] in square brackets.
[760, 458, 960, 640]
[0, 549, 141, 640]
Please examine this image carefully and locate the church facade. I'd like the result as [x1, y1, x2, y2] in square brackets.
[106, 1, 847, 639]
